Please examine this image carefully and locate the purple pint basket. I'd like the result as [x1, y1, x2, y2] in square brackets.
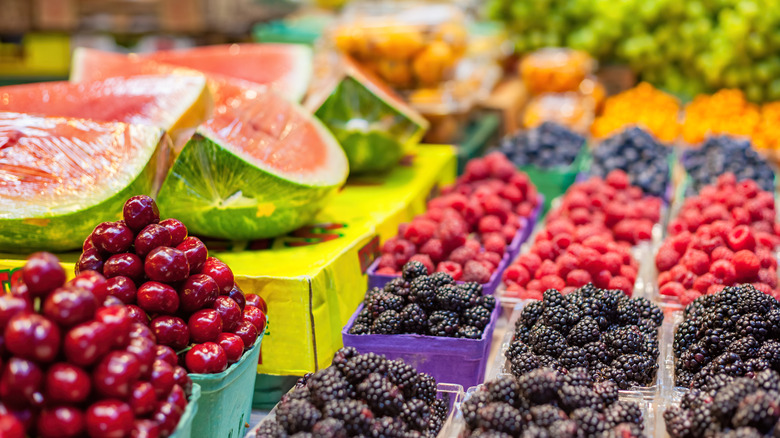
[342, 301, 501, 389]
[507, 194, 544, 261]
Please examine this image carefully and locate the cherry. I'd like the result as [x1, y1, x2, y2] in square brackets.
[159, 218, 188, 246]
[126, 336, 156, 378]
[144, 247, 189, 283]
[217, 333, 244, 364]
[123, 195, 160, 232]
[22, 252, 66, 297]
[0, 295, 32, 332]
[45, 363, 91, 404]
[42, 286, 97, 328]
[243, 305, 267, 333]
[103, 295, 125, 307]
[172, 366, 192, 396]
[37, 406, 85, 438]
[231, 320, 258, 349]
[103, 253, 144, 282]
[5, 406, 35, 431]
[166, 384, 188, 413]
[134, 224, 172, 258]
[77, 248, 105, 275]
[0, 358, 43, 408]
[86, 400, 134, 438]
[128, 323, 155, 342]
[94, 351, 142, 398]
[152, 401, 181, 436]
[96, 306, 132, 348]
[5, 313, 60, 363]
[187, 309, 222, 343]
[212, 296, 242, 332]
[83, 235, 96, 252]
[129, 382, 156, 416]
[246, 294, 267, 314]
[67, 270, 109, 303]
[176, 236, 208, 274]
[92, 221, 135, 254]
[200, 257, 234, 294]
[154, 345, 178, 367]
[227, 285, 246, 310]
[104, 276, 138, 305]
[131, 419, 162, 438]
[137, 282, 179, 315]
[0, 413, 24, 438]
[150, 316, 189, 351]
[179, 274, 219, 314]
[149, 359, 175, 398]
[63, 320, 111, 367]
[9, 282, 31, 301]
[126, 305, 149, 325]
[185, 342, 227, 374]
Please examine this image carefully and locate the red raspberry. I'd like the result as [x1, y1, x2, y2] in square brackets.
[503, 264, 531, 286]
[707, 284, 726, 295]
[582, 236, 610, 254]
[612, 221, 635, 244]
[606, 169, 630, 190]
[387, 239, 416, 266]
[566, 269, 592, 288]
[461, 201, 485, 227]
[702, 204, 729, 223]
[658, 271, 672, 286]
[478, 259, 497, 273]
[552, 233, 573, 251]
[680, 289, 702, 306]
[516, 253, 543, 275]
[382, 236, 399, 254]
[439, 219, 468, 251]
[481, 195, 510, 224]
[756, 248, 778, 269]
[442, 194, 469, 213]
[378, 254, 397, 270]
[709, 259, 737, 285]
[509, 173, 530, 194]
[717, 172, 737, 187]
[423, 208, 445, 223]
[540, 275, 566, 291]
[450, 245, 479, 266]
[758, 269, 778, 289]
[711, 247, 734, 262]
[535, 229, 552, 242]
[403, 219, 437, 246]
[692, 273, 719, 294]
[727, 225, 756, 252]
[398, 222, 409, 237]
[633, 220, 654, 243]
[376, 267, 397, 275]
[659, 281, 685, 297]
[463, 260, 492, 283]
[526, 279, 543, 292]
[602, 252, 623, 276]
[681, 249, 710, 276]
[516, 202, 534, 218]
[483, 233, 507, 255]
[436, 261, 463, 280]
[569, 208, 591, 226]
[503, 225, 519, 242]
[464, 158, 490, 181]
[478, 215, 503, 235]
[534, 260, 559, 280]
[477, 252, 503, 269]
[681, 210, 705, 232]
[578, 248, 605, 275]
[608, 276, 633, 295]
[408, 254, 434, 275]
[556, 253, 580, 278]
[668, 219, 687, 235]
[465, 239, 482, 252]
[752, 282, 774, 296]
[670, 265, 695, 289]
[620, 265, 638, 283]
[593, 270, 612, 288]
[533, 240, 557, 261]
[419, 239, 445, 263]
[756, 232, 779, 249]
[521, 288, 545, 300]
[733, 250, 760, 282]
[709, 220, 732, 241]
[500, 185, 524, 205]
[655, 246, 681, 272]
[561, 287, 577, 295]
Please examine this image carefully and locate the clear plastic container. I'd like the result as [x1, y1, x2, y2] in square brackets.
[522, 92, 595, 135]
[520, 48, 597, 96]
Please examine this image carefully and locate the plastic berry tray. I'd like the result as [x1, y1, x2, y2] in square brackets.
[169, 383, 201, 438]
[342, 299, 502, 390]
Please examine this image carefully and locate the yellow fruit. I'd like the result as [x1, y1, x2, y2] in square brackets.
[371, 25, 425, 61]
[376, 59, 413, 88]
[409, 88, 444, 105]
[334, 26, 372, 60]
[434, 22, 468, 57]
[413, 41, 455, 86]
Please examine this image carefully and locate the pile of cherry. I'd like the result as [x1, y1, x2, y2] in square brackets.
[376, 152, 540, 283]
[503, 171, 661, 300]
[656, 173, 780, 305]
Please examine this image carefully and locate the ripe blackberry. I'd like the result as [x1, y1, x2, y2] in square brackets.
[364, 287, 382, 306]
[529, 405, 567, 428]
[563, 368, 593, 387]
[566, 316, 601, 347]
[462, 390, 490, 429]
[766, 308, 780, 338]
[711, 351, 748, 378]
[385, 359, 418, 394]
[643, 336, 660, 358]
[519, 300, 544, 329]
[517, 367, 562, 404]
[611, 354, 655, 388]
[593, 380, 619, 407]
[599, 288, 624, 318]
[746, 357, 771, 373]
[711, 377, 758, 423]
[716, 428, 762, 438]
[700, 327, 738, 357]
[755, 369, 780, 392]
[723, 285, 777, 315]
[322, 399, 374, 436]
[506, 340, 530, 361]
[570, 407, 607, 436]
[356, 307, 373, 326]
[311, 418, 347, 438]
[428, 310, 460, 337]
[733, 390, 780, 433]
[558, 384, 603, 412]
[518, 425, 549, 438]
[464, 305, 492, 329]
[402, 261, 428, 281]
[276, 399, 322, 434]
[256, 420, 287, 438]
[432, 397, 449, 420]
[602, 422, 644, 438]
[486, 376, 524, 408]
[370, 416, 408, 438]
[479, 295, 497, 311]
[514, 324, 532, 344]
[679, 341, 710, 373]
[546, 420, 579, 438]
[410, 276, 436, 309]
[616, 299, 640, 326]
[759, 339, 780, 368]
[684, 294, 715, 320]
[400, 398, 430, 431]
[342, 352, 388, 384]
[559, 346, 590, 370]
[399, 303, 427, 334]
[529, 326, 565, 358]
[674, 318, 701, 357]
[458, 325, 482, 339]
[459, 282, 482, 306]
[356, 373, 404, 416]
[371, 310, 402, 334]
[664, 405, 693, 438]
[637, 318, 659, 335]
[284, 386, 311, 403]
[434, 284, 466, 312]
[368, 292, 404, 318]
[583, 341, 612, 365]
[728, 336, 761, 359]
[476, 402, 525, 435]
[633, 296, 663, 327]
[735, 313, 770, 342]
[383, 277, 410, 295]
[349, 323, 370, 335]
[543, 288, 567, 308]
[604, 401, 643, 427]
[409, 373, 437, 404]
[429, 271, 454, 288]
[542, 304, 580, 336]
[511, 351, 541, 377]
[331, 347, 358, 373]
[307, 367, 355, 407]
[603, 325, 644, 355]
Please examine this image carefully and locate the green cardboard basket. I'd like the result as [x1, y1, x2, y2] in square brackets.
[518, 144, 588, 213]
[252, 374, 299, 410]
[170, 383, 201, 438]
[189, 332, 264, 438]
[457, 113, 501, 174]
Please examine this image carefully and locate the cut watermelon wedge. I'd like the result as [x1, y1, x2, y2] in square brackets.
[0, 75, 211, 148]
[0, 112, 169, 252]
[143, 44, 312, 103]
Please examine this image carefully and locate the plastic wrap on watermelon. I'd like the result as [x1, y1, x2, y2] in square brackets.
[0, 112, 171, 253]
[304, 52, 429, 174]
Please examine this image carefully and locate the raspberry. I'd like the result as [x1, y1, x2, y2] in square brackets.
[463, 260, 492, 283]
[509, 173, 530, 194]
[692, 273, 719, 294]
[752, 282, 774, 296]
[534, 260, 559, 280]
[461, 201, 484, 227]
[443, 194, 469, 212]
[439, 219, 467, 252]
[565, 269, 592, 288]
[481, 195, 510, 223]
[534, 240, 556, 261]
[450, 245, 478, 266]
[516, 203, 534, 218]
[483, 234, 507, 255]
[593, 270, 612, 289]
[601, 252, 623, 276]
[516, 253, 542, 274]
[667, 219, 686, 235]
[503, 264, 531, 286]
[711, 246, 734, 262]
[606, 169, 630, 190]
[733, 250, 760, 282]
[540, 275, 566, 291]
[657, 271, 672, 286]
[419, 239, 445, 264]
[758, 269, 778, 289]
[669, 265, 695, 289]
[556, 253, 579, 278]
[376, 267, 397, 275]
[709, 259, 737, 285]
[659, 282, 684, 297]
[756, 232, 778, 249]
[521, 289, 545, 300]
[552, 233, 573, 251]
[608, 276, 633, 295]
[582, 236, 609, 254]
[464, 158, 490, 181]
[706, 284, 726, 295]
[680, 289, 702, 306]
[727, 225, 756, 252]
[702, 204, 729, 223]
[578, 248, 604, 275]
[499, 185, 524, 205]
[569, 208, 591, 225]
[526, 279, 543, 292]
[502, 225, 519, 242]
[731, 207, 751, 225]
[378, 254, 397, 270]
[681, 249, 710, 276]
[620, 265, 638, 283]
[478, 215, 503, 235]
[477, 252, 503, 269]
[655, 246, 681, 272]
[403, 219, 436, 246]
[465, 239, 482, 252]
[387, 239, 416, 266]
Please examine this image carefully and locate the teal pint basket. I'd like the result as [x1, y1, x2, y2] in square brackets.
[169, 383, 201, 438]
[189, 331, 264, 438]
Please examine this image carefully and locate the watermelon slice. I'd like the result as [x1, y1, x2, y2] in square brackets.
[0, 112, 168, 252]
[0, 75, 211, 148]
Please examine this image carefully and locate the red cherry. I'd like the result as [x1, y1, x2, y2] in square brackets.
[154, 345, 178, 367]
[103, 295, 125, 307]
[128, 322, 156, 342]
[231, 320, 258, 349]
[0, 295, 32, 332]
[131, 419, 161, 438]
[126, 305, 149, 325]
[137, 282, 179, 315]
[105, 276, 138, 305]
[159, 218, 188, 247]
[37, 406, 85, 438]
[94, 351, 141, 398]
[0, 358, 43, 408]
[92, 221, 135, 254]
[246, 294, 267, 314]
[103, 253, 144, 282]
[134, 224, 172, 259]
[0, 413, 24, 438]
[179, 274, 219, 314]
[217, 333, 244, 364]
[212, 296, 242, 332]
[129, 382, 157, 416]
[227, 285, 246, 310]
[4, 406, 35, 431]
[149, 360, 175, 399]
[123, 195, 160, 232]
[42, 286, 98, 328]
[67, 271, 108, 303]
[185, 342, 227, 374]
[63, 320, 111, 366]
[45, 363, 91, 404]
[200, 257, 234, 294]
[4, 313, 60, 363]
[152, 401, 181, 436]
[83, 235, 96, 252]
[166, 384, 188, 413]
[188, 309, 222, 343]
[177, 236, 208, 274]
[126, 336, 156, 378]
[243, 305, 267, 333]
[22, 252, 66, 298]
[77, 248, 105, 275]
[95, 306, 132, 348]
[173, 366, 192, 396]
[9, 282, 31, 301]
[86, 400, 134, 438]
[150, 316, 189, 351]
[144, 247, 189, 283]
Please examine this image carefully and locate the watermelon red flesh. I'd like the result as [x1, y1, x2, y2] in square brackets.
[0, 112, 167, 252]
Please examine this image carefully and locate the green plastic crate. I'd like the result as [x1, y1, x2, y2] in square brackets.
[518, 144, 588, 213]
[189, 332, 264, 438]
[456, 113, 501, 174]
[252, 374, 299, 410]
[170, 383, 201, 438]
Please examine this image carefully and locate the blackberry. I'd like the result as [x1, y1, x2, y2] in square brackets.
[434, 284, 466, 312]
[529, 404, 567, 427]
[570, 407, 607, 436]
[518, 425, 549, 438]
[383, 277, 409, 296]
[511, 352, 541, 377]
[369, 416, 408, 438]
[402, 261, 428, 281]
[479, 295, 497, 311]
[464, 305, 492, 329]
[674, 318, 701, 357]
[400, 398, 430, 431]
[637, 318, 659, 335]
[583, 342, 612, 365]
[349, 323, 370, 335]
[410, 373, 437, 404]
[256, 420, 287, 438]
[506, 340, 530, 360]
[364, 287, 383, 306]
[754, 369, 780, 392]
[710, 352, 748, 378]
[766, 308, 780, 338]
[322, 399, 374, 436]
[428, 310, 460, 337]
[542, 288, 567, 308]
[371, 310, 402, 334]
[307, 367, 354, 407]
[311, 419, 347, 438]
[399, 303, 427, 334]
[746, 357, 771, 373]
[284, 387, 311, 403]
[546, 420, 579, 438]
[459, 282, 482, 306]
[542, 304, 581, 336]
[368, 292, 404, 318]
[427, 412, 444, 436]
[684, 294, 715, 320]
[432, 397, 449, 420]
[643, 335, 660, 358]
[295, 373, 313, 389]
[559, 346, 590, 369]
[679, 341, 711, 373]
[429, 271, 454, 288]
[557, 384, 603, 412]
[758, 339, 780, 368]
[593, 380, 619, 407]
[458, 325, 483, 339]
[342, 352, 388, 384]
[611, 354, 655, 388]
[517, 367, 562, 404]
[566, 316, 601, 347]
[616, 299, 640, 326]
[715, 428, 762, 438]
[563, 368, 593, 387]
[529, 326, 566, 358]
[276, 399, 322, 434]
[476, 402, 525, 435]
[356, 373, 404, 416]
[700, 327, 737, 356]
[603, 325, 644, 355]
[462, 390, 490, 429]
[728, 336, 761, 359]
[733, 390, 780, 433]
[735, 313, 770, 342]
[331, 347, 358, 374]
[664, 405, 693, 438]
[710, 377, 758, 423]
[289, 432, 313, 438]
[410, 276, 436, 309]
[598, 288, 624, 319]
[356, 307, 373, 326]
[514, 324, 532, 344]
[520, 300, 545, 329]
[486, 376, 525, 409]
[604, 401, 643, 427]
[633, 297, 663, 327]
[601, 422, 644, 438]
[386, 359, 418, 394]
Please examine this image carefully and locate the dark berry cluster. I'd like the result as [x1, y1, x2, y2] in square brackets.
[257, 347, 448, 437]
[350, 261, 496, 339]
[461, 369, 644, 437]
[665, 369, 780, 438]
[497, 121, 585, 168]
[507, 285, 662, 389]
[683, 135, 775, 195]
[673, 284, 780, 389]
